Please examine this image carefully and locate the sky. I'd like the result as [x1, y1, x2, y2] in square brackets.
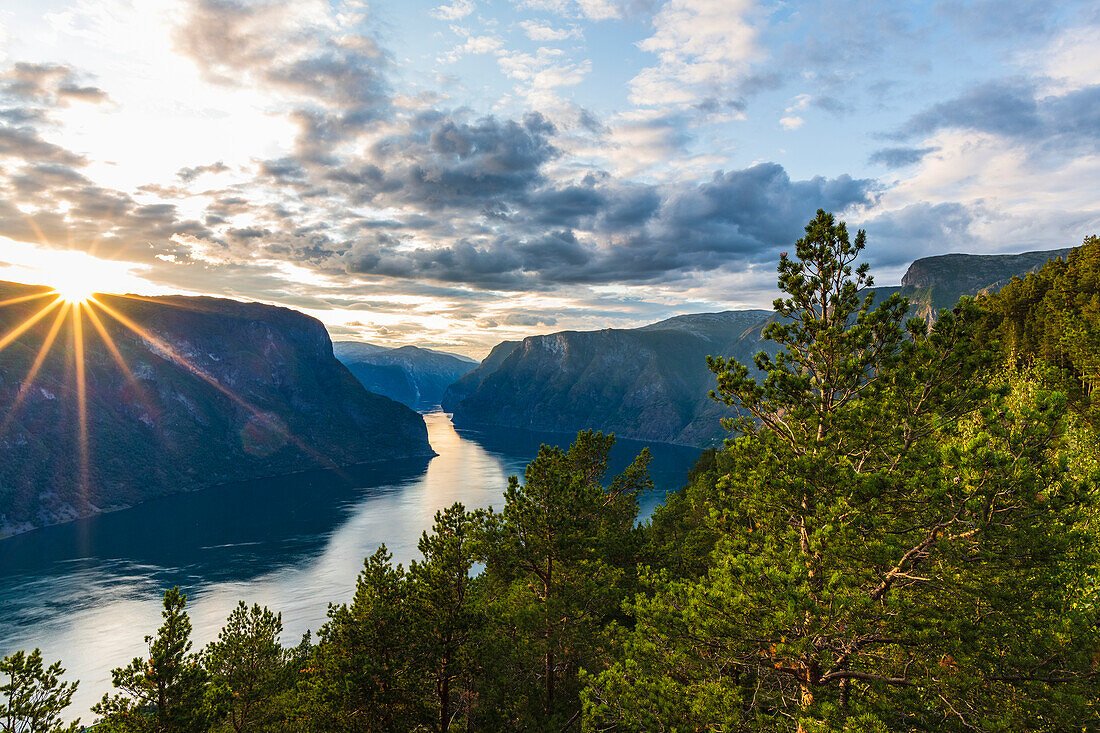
[0, 0, 1096, 357]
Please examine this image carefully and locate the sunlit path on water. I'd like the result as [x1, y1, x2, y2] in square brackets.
[0, 411, 699, 721]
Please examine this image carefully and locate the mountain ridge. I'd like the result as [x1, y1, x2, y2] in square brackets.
[333, 341, 479, 409]
[443, 247, 1072, 446]
[0, 284, 433, 538]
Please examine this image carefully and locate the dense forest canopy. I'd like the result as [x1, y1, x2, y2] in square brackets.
[4, 216, 1099, 732]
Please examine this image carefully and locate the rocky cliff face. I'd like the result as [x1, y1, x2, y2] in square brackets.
[333, 342, 477, 409]
[0, 284, 432, 537]
[442, 315, 772, 446]
[443, 248, 1071, 447]
[901, 249, 1073, 292]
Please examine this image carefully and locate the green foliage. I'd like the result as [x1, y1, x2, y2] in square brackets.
[1, 649, 79, 733]
[297, 546, 414, 731]
[983, 234, 1100, 420]
[644, 447, 724, 579]
[405, 504, 482, 732]
[15, 218, 1100, 733]
[203, 602, 286, 732]
[93, 587, 211, 733]
[474, 430, 651, 730]
[297, 504, 484, 732]
[585, 210, 1100, 732]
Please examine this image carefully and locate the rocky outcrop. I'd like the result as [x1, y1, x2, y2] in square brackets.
[0, 284, 432, 537]
[901, 249, 1073, 293]
[443, 248, 1072, 447]
[333, 342, 477, 409]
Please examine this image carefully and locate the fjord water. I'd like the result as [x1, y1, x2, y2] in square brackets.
[0, 411, 699, 720]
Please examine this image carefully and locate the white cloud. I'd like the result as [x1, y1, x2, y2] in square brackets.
[431, 0, 476, 21]
[779, 93, 809, 130]
[519, 20, 582, 41]
[629, 0, 759, 107]
[512, 0, 625, 21]
[863, 128, 1100, 258]
[575, 0, 621, 20]
[1033, 24, 1100, 94]
[497, 47, 591, 108]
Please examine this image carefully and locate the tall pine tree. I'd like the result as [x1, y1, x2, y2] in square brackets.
[585, 210, 1099, 732]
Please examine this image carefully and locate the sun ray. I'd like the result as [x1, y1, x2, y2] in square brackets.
[72, 301, 90, 497]
[0, 297, 65, 355]
[20, 213, 52, 250]
[0, 303, 69, 438]
[83, 299, 156, 415]
[0, 291, 55, 308]
[89, 298, 339, 470]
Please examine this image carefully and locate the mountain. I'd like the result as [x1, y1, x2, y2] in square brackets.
[441, 340, 520, 408]
[333, 341, 478, 409]
[442, 248, 1072, 447]
[0, 284, 433, 538]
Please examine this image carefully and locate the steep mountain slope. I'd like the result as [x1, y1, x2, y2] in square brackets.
[0, 284, 433, 537]
[442, 340, 520, 408]
[443, 248, 1071, 446]
[333, 341, 478, 409]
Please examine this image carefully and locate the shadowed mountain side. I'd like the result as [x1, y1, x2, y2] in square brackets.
[443, 248, 1072, 447]
[0, 284, 432, 538]
[333, 341, 478, 409]
[443, 340, 522, 408]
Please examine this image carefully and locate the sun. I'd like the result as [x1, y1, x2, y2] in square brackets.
[52, 276, 98, 304]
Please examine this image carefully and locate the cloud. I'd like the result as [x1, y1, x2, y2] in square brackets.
[898, 80, 1100, 156]
[174, 0, 391, 154]
[334, 161, 874, 289]
[0, 62, 111, 168]
[859, 202, 978, 267]
[629, 0, 760, 107]
[868, 146, 938, 168]
[1035, 24, 1100, 93]
[519, 20, 582, 41]
[779, 93, 809, 129]
[512, 0, 643, 21]
[176, 161, 231, 181]
[0, 63, 110, 107]
[496, 47, 592, 107]
[432, 0, 476, 20]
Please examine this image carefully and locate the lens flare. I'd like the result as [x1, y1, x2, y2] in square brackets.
[0, 285, 345, 501]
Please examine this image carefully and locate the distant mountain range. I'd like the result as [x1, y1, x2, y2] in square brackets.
[333, 342, 478, 409]
[0, 285, 433, 538]
[443, 248, 1072, 447]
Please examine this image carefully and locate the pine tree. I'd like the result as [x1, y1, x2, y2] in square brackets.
[203, 602, 285, 732]
[1, 649, 79, 733]
[406, 503, 482, 732]
[299, 547, 413, 732]
[93, 587, 211, 733]
[476, 430, 650, 729]
[585, 210, 1100, 731]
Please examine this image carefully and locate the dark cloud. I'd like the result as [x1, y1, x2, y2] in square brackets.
[860, 202, 978, 267]
[0, 129, 86, 166]
[868, 146, 938, 168]
[336, 162, 875, 290]
[0, 63, 109, 170]
[902, 81, 1042, 137]
[354, 112, 559, 211]
[899, 81, 1100, 154]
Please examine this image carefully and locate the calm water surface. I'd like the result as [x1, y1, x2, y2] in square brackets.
[0, 411, 699, 720]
